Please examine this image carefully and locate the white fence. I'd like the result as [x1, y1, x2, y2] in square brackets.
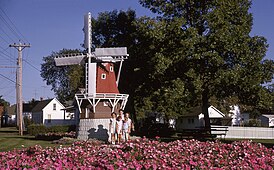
[218, 126, 274, 139]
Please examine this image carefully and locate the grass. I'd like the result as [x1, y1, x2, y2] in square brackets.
[0, 127, 65, 152]
[1, 127, 273, 152]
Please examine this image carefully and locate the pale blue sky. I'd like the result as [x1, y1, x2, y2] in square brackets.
[0, 0, 273, 104]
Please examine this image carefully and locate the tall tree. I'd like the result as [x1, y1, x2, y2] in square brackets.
[91, 9, 153, 121]
[139, 0, 274, 128]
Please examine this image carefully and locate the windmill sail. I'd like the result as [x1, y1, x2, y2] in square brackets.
[54, 54, 86, 66]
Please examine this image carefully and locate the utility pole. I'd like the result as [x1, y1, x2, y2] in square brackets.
[9, 42, 30, 136]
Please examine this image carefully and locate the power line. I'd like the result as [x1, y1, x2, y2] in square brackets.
[0, 46, 15, 62]
[0, 13, 23, 42]
[0, 34, 10, 44]
[0, 7, 29, 43]
[0, 26, 16, 42]
[23, 58, 40, 72]
[0, 73, 16, 84]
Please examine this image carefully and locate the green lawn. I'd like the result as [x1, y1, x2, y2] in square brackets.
[0, 127, 64, 152]
[1, 127, 273, 152]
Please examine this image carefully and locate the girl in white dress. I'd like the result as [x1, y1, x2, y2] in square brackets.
[109, 112, 117, 144]
[116, 116, 123, 144]
[123, 117, 130, 141]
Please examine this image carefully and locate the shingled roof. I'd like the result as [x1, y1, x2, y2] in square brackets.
[32, 99, 52, 112]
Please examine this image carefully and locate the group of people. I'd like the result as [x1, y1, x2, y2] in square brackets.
[109, 109, 134, 144]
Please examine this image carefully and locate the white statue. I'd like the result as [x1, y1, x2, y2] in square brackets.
[229, 105, 241, 126]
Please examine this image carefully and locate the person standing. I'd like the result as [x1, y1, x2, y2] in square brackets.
[125, 112, 134, 140]
[116, 116, 123, 144]
[122, 117, 130, 142]
[118, 109, 125, 120]
[109, 112, 117, 144]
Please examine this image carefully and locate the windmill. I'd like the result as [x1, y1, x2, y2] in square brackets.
[54, 12, 129, 140]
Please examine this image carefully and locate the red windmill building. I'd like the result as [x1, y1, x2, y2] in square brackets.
[54, 13, 128, 140]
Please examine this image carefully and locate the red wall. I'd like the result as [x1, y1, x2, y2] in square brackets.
[96, 63, 119, 93]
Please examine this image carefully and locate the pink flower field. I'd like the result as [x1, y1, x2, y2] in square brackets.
[0, 138, 273, 169]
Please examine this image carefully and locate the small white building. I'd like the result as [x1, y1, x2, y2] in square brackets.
[176, 106, 225, 130]
[32, 98, 75, 126]
[260, 114, 274, 127]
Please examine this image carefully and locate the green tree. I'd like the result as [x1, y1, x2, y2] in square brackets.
[40, 49, 84, 103]
[0, 95, 9, 107]
[91, 9, 155, 121]
[139, 0, 274, 128]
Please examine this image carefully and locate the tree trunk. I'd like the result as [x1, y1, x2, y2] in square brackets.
[202, 88, 211, 130]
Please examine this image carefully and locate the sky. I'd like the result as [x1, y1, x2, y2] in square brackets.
[0, 0, 273, 105]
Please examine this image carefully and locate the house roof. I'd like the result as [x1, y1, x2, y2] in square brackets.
[6, 104, 16, 116]
[32, 99, 52, 112]
[181, 105, 225, 118]
[261, 114, 274, 119]
[23, 101, 39, 112]
[181, 106, 202, 117]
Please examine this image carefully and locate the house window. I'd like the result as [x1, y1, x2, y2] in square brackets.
[110, 66, 113, 72]
[48, 114, 51, 123]
[53, 103, 56, 110]
[101, 73, 106, 79]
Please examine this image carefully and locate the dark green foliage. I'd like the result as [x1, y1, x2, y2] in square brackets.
[244, 119, 262, 127]
[39, 2, 273, 126]
[47, 125, 76, 133]
[40, 49, 84, 103]
[137, 116, 175, 138]
[27, 124, 47, 136]
[137, 0, 274, 127]
[27, 124, 76, 136]
[23, 117, 34, 129]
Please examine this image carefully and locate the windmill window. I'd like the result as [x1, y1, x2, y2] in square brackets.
[101, 73, 106, 79]
[110, 66, 113, 72]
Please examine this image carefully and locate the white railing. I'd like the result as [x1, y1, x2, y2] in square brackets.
[75, 93, 129, 100]
[214, 126, 274, 139]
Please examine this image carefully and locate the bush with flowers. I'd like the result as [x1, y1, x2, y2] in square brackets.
[0, 138, 273, 169]
[35, 131, 76, 141]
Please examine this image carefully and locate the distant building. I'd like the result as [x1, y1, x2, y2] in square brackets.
[176, 106, 226, 130]
[260, 114, 274, 127]
[32, 98, 75, 126]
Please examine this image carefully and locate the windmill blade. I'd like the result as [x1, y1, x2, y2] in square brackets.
[54, 54, 86, 66]
[94, 47, 128, 62]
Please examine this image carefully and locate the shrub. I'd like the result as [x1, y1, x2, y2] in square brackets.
[27, 124, 76, 136]
[244, 119, 262, 127]
[27, 124, 47, 135]
[23, 117, 34, 129]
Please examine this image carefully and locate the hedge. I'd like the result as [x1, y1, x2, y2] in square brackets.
[27, 124, 76, 136]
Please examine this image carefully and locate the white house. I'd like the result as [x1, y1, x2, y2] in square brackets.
[260, 114, 274, 127]
[176, 106, 226, 130]
[32, 98, 75, 126]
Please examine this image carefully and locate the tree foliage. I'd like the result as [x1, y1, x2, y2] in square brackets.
[40, 49, 84, 103]
[0, 95, 9, 107]
[40, 3, 273, 127]
[138, 0, 274, 127]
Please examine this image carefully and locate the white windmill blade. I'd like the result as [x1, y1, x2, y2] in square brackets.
[94, 47, 128, 57]
[54, 53, 86, 66]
